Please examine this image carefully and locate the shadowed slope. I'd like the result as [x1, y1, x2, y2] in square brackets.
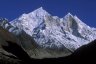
[0, 25, 96, 64]
[29, 39, 96, 64]
[0, 26, 27, 64]
[68, 39, 96, 63]
[2, 41, 31, 64]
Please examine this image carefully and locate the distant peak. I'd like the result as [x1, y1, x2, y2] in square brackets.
[28, 7, 50, 17]
[36, 7, 44, 11]
[38, 7, 43, 10]
[67, 13, 73, 17]
[64, 12, 74, 19]
[0, 18, 8, 21]
[34, 7, 45, 12]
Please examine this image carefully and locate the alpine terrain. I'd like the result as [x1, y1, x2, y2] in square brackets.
[0, 7, 96, 63]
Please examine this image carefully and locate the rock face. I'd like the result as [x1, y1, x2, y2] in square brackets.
[0, 7, 96, 59]
[10, 7, 96, 58]
[28, 39, 96, 64]
[0, 26, 22, 64]
[0, 25, 31, 64]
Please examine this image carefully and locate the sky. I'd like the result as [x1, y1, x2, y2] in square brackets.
[0, 0, 96, 27]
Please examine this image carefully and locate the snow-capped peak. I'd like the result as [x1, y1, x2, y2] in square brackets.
[33, 7, 44, 12]
[66, 13, 73, 17]
[28, 7, 50, 18]
[8, 7, 96, 58]
[10, 7, 96, 46]
[64, 13, 73, 19]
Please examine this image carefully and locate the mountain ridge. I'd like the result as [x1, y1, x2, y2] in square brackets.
[0, 7, 96, 59]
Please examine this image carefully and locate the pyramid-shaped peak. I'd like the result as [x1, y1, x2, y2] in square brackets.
[64, 12, 74, 19]
[38, 7, 44, 10]
[28, 7, 50, 17]
[33, 7, 46, 12]
[66, 13, 73, 17]
[36, 7, 44, 11]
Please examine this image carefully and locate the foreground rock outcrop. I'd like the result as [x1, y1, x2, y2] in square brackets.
[0, 26, 31, 64]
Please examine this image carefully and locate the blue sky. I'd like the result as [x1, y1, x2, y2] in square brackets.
[0, 0, 96, 27]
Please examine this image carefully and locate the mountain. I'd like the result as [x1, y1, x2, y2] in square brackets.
[0, 26, 95, 64]
[10, 7, 96, 57]
[0, 7, 96, 59]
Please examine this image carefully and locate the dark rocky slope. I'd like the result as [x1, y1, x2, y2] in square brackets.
[29, 39, 96, 64]
[0, 26, 30, 64]
[0, 25, 96, 64]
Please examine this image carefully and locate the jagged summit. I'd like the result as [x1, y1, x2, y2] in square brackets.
[66, 13, 73, 17]
[64, 13, 74, 23]
[0, 18, 8, 22]
[30, 7, 46, 13]
[0, 7, 96, 59]
[34, 7, 44, 12]
[28, 7, 50, 17]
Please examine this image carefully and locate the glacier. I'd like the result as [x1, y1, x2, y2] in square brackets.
[0, 7, 96, 59]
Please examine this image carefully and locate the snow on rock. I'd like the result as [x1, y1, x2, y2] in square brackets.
[0, 7, 96, 59]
